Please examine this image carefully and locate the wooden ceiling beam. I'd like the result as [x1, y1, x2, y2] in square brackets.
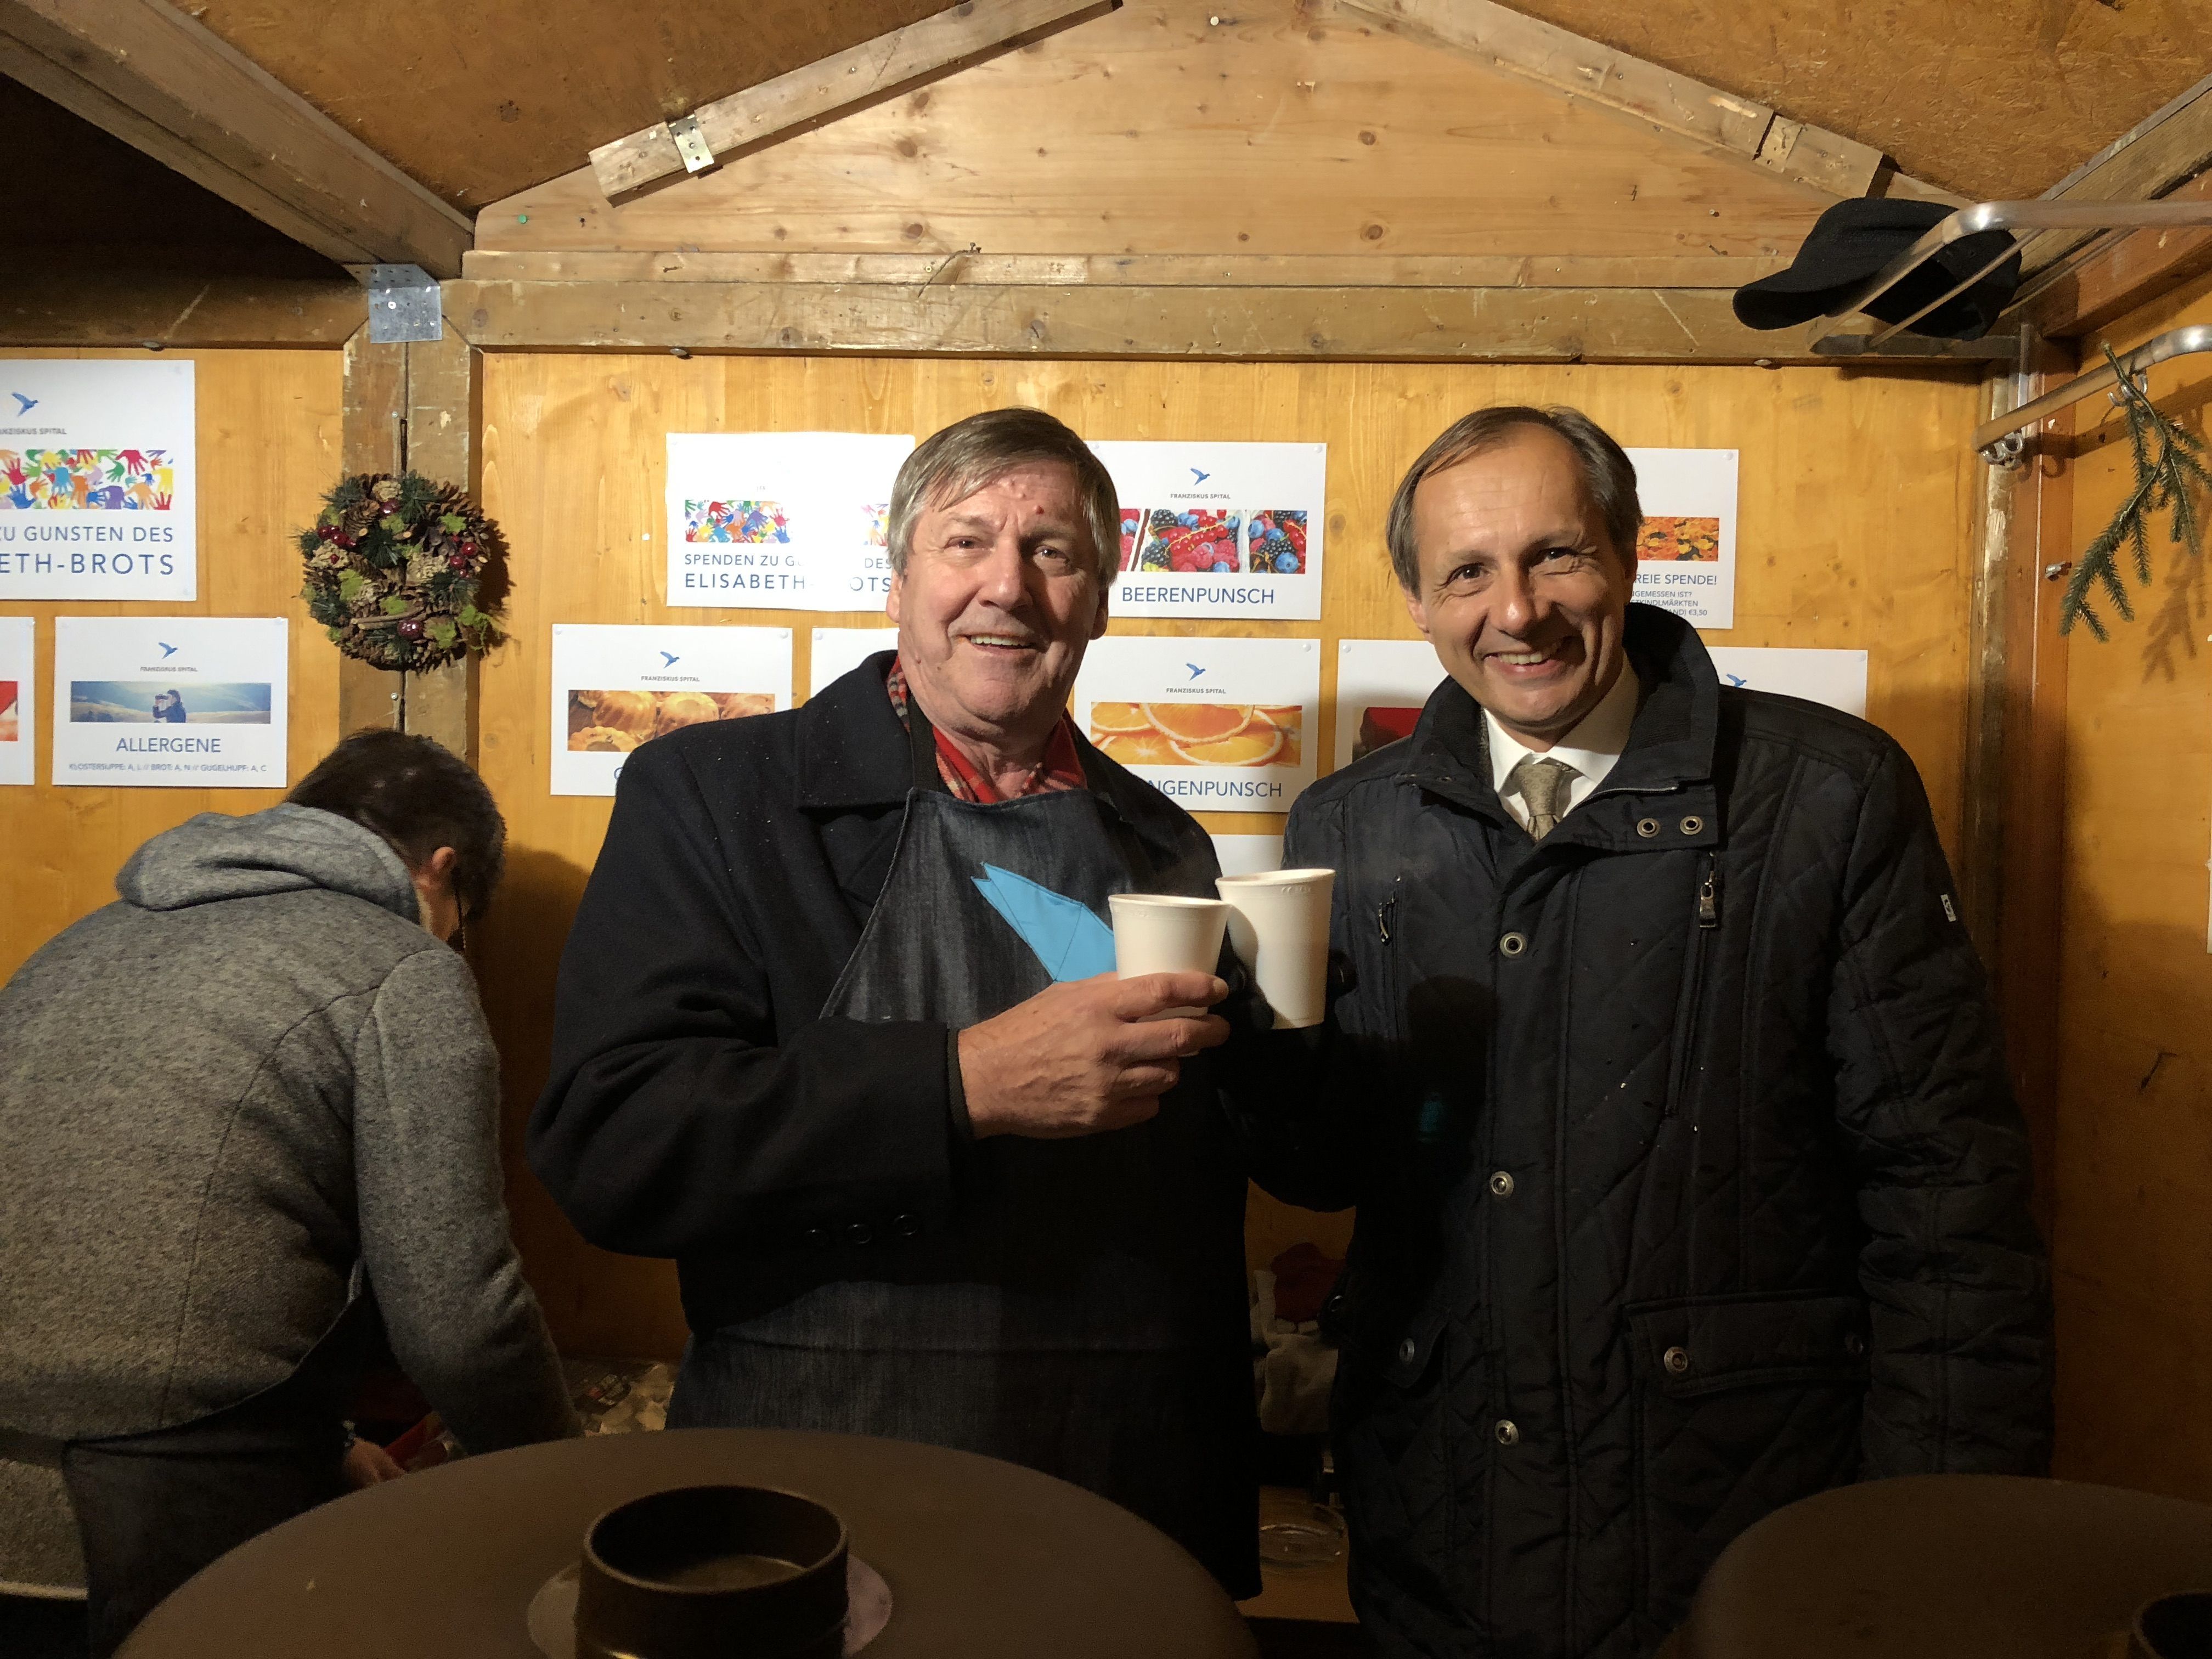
[441, 276, 1945, 365]
[0, 263, 365, 347]
[2018, 76, 2212, 274]
[458, 250, 1796, 287]
[1328, 0, 1892, 200]
[589, 0, 1120, 201]
[2016, 168, 2212, 340]
[0, 0, 473, 276]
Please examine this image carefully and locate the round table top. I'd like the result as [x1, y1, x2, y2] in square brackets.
[1672, 1475, 2212, 1658]
[117, 1429, 1258, 1659]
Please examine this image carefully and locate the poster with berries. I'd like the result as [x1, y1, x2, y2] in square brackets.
[1334, 638, 1448, 772]
[1624, 448, 1739, 630]
[0, 614, 32, 785]
[1073, 634, 1320, 811]
[1087, 442, 1326, 622]
[552, 624, 792, 796]
[664, 432, 914, 612]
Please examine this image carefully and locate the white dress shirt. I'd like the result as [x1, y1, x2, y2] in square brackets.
[1485, 661, 1641, 831]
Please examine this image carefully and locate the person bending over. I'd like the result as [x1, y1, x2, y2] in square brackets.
[0, 730, 577, 1657]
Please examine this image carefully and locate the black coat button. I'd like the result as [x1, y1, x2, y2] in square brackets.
[892, 1212, 922, 1238]
[843, 1222, 874, 1246]
[803, 1226, 832, 1249]
[1498, 932, 1528, 958]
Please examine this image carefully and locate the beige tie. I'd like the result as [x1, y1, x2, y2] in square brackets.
[1509, 755, 1580, 840]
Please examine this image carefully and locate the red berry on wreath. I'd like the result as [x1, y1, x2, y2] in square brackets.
[397, 617, 424, 639]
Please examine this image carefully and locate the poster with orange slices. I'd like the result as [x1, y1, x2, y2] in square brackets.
[1624, 448, 1739, 629]
[552, 624, 792, 796]
[0, 615, 31, 785]
[1074, 635, 1319, 810]
[1335, 639, 1448, 771]
[1088, 441, 1327, 622]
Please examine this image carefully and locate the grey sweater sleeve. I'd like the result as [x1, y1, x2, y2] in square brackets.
[352, 945, 580, 1452]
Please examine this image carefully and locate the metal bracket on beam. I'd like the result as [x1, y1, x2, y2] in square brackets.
[365, 264, 442, 343]
[668, 114, 716, 175]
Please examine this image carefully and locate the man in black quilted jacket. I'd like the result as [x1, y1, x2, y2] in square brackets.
[1234, 405, 2050, 1658]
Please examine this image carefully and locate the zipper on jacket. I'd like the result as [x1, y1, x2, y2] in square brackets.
[1377, 894, 1396, 944]
[1664, 854, 1719, 1118]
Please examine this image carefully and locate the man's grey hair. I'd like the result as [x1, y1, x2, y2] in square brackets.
[1384, 405, 1643, 592]
[886, 407, 1121, 586]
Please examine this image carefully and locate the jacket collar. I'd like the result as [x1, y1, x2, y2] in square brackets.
[794, 651, 1136, 826]
[1402, 605, 1720, 828]
[794, 652, 913, 811]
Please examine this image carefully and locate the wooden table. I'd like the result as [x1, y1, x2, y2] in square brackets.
[1668, 1475, 2212, 1658]
[117, 1429, 1257, 1659]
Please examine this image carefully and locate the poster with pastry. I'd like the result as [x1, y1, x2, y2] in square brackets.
[1624, 448, 1739, 630]
[551, 623, 792, 796]
[1071, 634, 1319, 814]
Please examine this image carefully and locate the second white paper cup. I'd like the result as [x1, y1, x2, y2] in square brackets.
[1110, 893, 1232, 1017]
[1216, 868, 1336, 1029]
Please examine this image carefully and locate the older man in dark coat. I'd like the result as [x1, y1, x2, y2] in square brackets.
[1234, 406, 2050, 1658]
[531, 408, 1258, 1594]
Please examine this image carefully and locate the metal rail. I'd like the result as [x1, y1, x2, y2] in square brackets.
[1972, 324, 2212, 460]
[1838, 201, 2212, 347]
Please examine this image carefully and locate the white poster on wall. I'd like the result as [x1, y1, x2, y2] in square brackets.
[1335, 638, 1448, 771]
[1626, 448, 1737, 630]
[1211, 832, 1285, 877]
[809, 627, 898, 697]
[665, 432, 914, 613]
[1073, 635, 1320, 812]
[1706, 646, 1868, 716]
[1091, 442, 1327, 622]
[0, 359, 196, 602]
[0, 615, 32, 786]
[552, 624, 792, 797]
[52, 616, 285, 788]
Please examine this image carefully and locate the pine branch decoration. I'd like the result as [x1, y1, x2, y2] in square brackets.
[2061, 344, 2212, 641]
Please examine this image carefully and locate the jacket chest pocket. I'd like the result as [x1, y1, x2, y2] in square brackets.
[1664, 851, 1720, 1118]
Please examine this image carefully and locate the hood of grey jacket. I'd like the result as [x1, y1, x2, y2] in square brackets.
[115, 803, 421, 924]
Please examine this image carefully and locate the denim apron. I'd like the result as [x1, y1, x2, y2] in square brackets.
[669, 706, 1258, 1594]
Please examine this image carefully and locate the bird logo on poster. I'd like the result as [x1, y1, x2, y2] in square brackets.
[659, 652, 680, 667]
[9, 393, 36, 415]
[156, 641, 179, 659]
[1724, 674, 1748, 687]
[1189, 468, 1210, 483]
[1186, 663, 1206, 680]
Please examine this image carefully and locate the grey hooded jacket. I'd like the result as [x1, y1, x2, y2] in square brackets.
[0, 804, 575, 1586]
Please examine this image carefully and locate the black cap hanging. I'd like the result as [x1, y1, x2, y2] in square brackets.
[1733, 199, 2021, 341]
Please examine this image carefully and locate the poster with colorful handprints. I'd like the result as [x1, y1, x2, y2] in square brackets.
[52, 617, 285, 787]
[1088, 442, 1326, 622]
[664, 432, 913, 613]
[0, 360, 195, 602]
[1626, 448, 1738, 629]
[0, 616, 32, 785]
[552, 624, 792, 795]
[1073, 634, 1320, 812]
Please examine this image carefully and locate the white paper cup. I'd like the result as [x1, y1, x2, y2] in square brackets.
[1216, 868, 1335, 1029]
[1110, 893, 1232, 1017]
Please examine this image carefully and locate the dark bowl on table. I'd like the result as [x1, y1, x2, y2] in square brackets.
[574, 1484, 849, 1659]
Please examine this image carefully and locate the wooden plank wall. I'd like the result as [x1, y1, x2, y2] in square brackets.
[2051, 264, 2212, 1500]
[0, 347, 342, 980]
[475, 351, 1985, 1359]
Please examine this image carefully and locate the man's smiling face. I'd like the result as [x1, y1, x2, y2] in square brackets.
[887, 460, 1108, 752]
[1402, 426, 1635, 749]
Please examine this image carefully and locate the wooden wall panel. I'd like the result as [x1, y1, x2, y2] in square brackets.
[477, 0, 1832, 262]
[2052, 265, 2212, 1499]
[0, 348, 343, 981]
[476, 351, 1983, 1359]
